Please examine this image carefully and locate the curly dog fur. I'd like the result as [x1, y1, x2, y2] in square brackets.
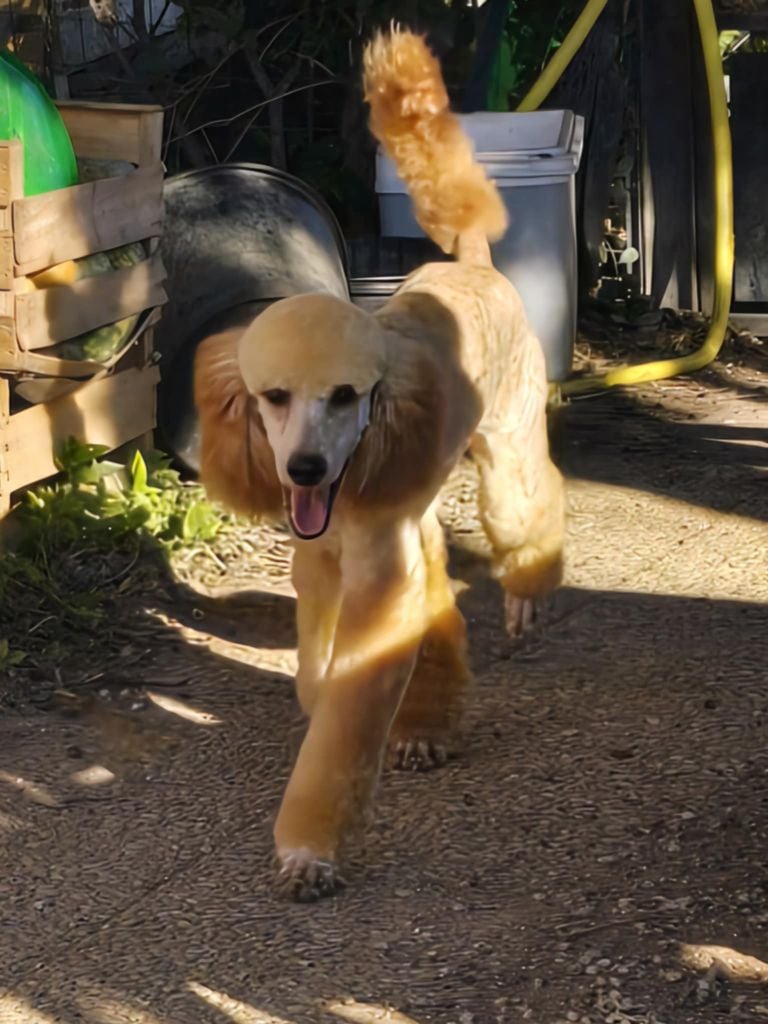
[194, 26, 565, 901]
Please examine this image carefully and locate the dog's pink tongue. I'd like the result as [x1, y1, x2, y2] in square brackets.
[290, 486, 330, 537]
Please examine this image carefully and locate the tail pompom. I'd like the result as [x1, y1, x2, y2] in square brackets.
[363, 26, 507, 256]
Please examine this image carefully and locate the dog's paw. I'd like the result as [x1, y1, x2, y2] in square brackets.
[504, 592, 538, 638]
[388, 735, 449, 772]
[275, 847, 345, 903]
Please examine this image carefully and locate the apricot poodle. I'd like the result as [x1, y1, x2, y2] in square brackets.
[194, 26, 565, 901]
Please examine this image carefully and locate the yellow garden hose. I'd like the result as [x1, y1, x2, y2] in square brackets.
[517, 0, 610, 114]
[517, 0, 734, 396]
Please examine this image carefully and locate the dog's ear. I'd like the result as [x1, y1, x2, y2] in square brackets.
[194, 329, 282, 518]
[347, 351, 447, 511]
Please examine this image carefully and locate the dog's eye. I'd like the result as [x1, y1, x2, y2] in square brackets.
[262, 389, 290, 407]
[329, 385, 358, 407]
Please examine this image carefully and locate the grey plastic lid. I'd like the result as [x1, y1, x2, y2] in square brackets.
[376, 110, 584, 191]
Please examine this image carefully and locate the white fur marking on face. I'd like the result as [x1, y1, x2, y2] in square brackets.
[258, 390, 375, 489]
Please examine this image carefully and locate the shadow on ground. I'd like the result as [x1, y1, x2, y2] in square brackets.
[556, 385, 767, 522]
[1, 569, 767, 1024]
[1, 364, 767, 1024]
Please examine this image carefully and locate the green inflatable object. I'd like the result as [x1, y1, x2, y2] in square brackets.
[0, 49, 78, 196]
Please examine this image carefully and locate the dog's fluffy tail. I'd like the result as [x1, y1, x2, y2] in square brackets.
[363, 26, 507, 261]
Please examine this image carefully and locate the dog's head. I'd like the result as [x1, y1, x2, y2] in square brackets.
[237, 294, 386, 540]
[195, 292, 450, 541]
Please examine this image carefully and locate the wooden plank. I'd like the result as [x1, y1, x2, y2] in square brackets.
[716, 12, 768, 30]
[0, 346, 105, 376]
[729, 310, 768, 337]
[0, 141, 24, 288]
[55, 102, 164, 166]
[12, 163, 164, 275]
[0, 316, 16, 368]
[0, 141, 24, 216]
[4, 364, 160, 495]
[0, 236, 13, 292]
[0, 305, 162, 375]
[638, 1, 698, 309]
[729, 53, 768, 305]
[137, 109, 164, 166]
[547, 0, 627, 295]
[14, 254, 167, 350]
[0, 376, 9, 514]
[132, 324, 157, 451]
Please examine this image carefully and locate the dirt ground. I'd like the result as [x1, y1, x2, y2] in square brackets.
[0, 341, 766, 1024]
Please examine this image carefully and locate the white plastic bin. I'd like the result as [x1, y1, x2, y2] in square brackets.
[375, 110, 585, 381]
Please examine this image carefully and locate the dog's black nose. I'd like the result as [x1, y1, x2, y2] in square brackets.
[287, 453, 328, 486]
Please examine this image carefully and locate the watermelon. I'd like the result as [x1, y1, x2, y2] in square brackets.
[47, 242, 147, 363]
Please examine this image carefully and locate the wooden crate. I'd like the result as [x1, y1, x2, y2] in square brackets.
[0, 101, 166, 514]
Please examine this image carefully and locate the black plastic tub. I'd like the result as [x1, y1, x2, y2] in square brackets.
[155, 164, 348, 472]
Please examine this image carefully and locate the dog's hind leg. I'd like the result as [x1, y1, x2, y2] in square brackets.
[473, 371, 565, 637]
[274, 517, 427, 901]
[388, 502, 471, 771]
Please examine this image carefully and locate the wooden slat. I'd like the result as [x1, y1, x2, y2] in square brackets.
[638, 0, 697, 309]
[0, 141, 24, 288]
[14, 253, 167, 350]
[547, 1, 627, 295]
[0, 316, 16, 367]
[716, 12, 768, 31]
[730, 53, 768, 305]
[3, 364, 160, 495]
[0, 346, 104, 376]
[12, 163, 164, 275]
[0, 141, 24, 216]
[55, 102, 164, 166]
[0, 376, 9, 514]
[0, 306, 162, 375]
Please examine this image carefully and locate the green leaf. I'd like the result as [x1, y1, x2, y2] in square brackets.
[130, 450, 149, 494]
[0, 638, 26, 668]
[182, 501, 221, 542]
[56, 437, 111, 474]
[69, 459, 124, 486]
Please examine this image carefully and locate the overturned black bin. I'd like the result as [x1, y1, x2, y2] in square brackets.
[155, 164, 348, 473]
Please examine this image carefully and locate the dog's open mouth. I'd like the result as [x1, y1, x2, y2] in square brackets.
[285, 464, 348, 540]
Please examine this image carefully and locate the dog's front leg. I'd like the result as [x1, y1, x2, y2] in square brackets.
[292, 542, 342, 716]
[274, 517, 427, 901]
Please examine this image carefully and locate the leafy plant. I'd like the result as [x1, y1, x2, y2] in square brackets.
[0, 440, 228, 688]
[0, 638, 26, 670]
[17, 440, 223, 555]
